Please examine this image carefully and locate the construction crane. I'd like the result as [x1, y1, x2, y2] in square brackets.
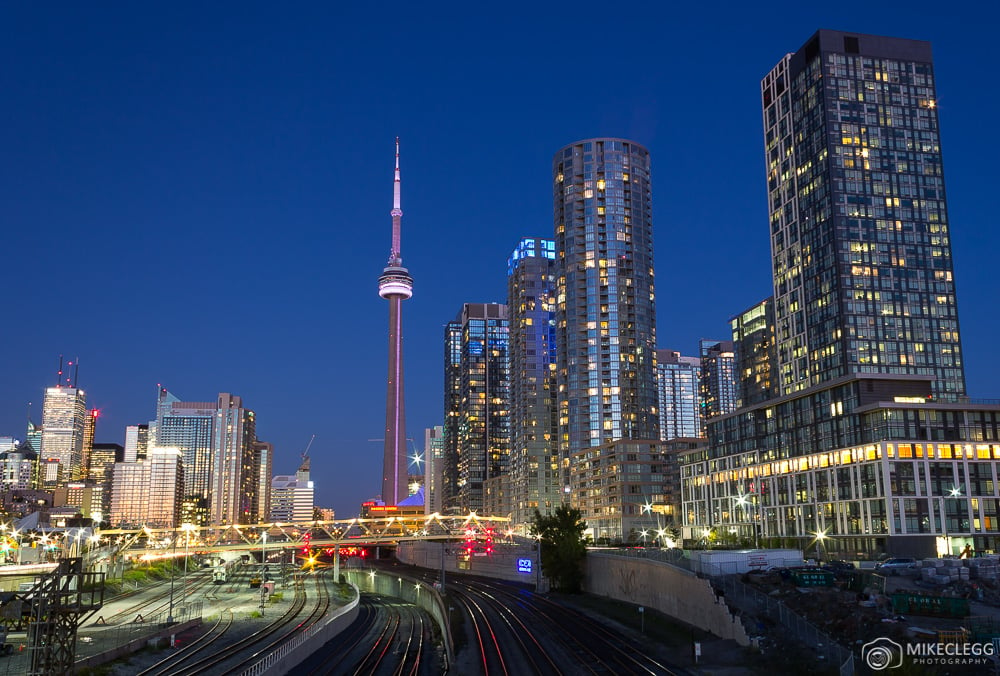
[299, 435, 315, 471]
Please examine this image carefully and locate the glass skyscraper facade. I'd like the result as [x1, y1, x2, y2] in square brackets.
[40, 386, 88, 487]
[156, 389, 214, 513]
[731, 298, 779, 408]
[155, 389, 259, 526]
[507, 237, 562, 527]
[442, 320, 463, 512]
[447, 303, 510, 513]
[553, 139, 659, 458]
[763, 30, 965, 400]
[698, 340, 738, 429]
[655, 350, 702, 440]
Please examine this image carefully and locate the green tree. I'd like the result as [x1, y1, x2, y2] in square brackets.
[530, 505, 587, 592]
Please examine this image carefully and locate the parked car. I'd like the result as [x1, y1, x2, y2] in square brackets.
[875, 557, 917, 574]
[821, 560, 856, 575]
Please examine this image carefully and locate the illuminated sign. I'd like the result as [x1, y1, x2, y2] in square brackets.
[517, 558, 533, 574]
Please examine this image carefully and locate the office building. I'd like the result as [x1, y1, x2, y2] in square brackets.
[655, 350, 703, 441]
[40, 386, 88, 487]
[53, 482, 109, 523]
[155, 389, 214, 517]
[25, 420, 42, 454]
[681, 30, 994, 559]
[445, 303, 510, 513]
[0, 441, 37, 490]
[108, 447, 183, 528]
[209, 393, 258, 525]
[423, 426, 445, 515]
[81, 408, 98, 479]
[124, 424, 149, 463]
[253, 441, 273, 523]
[88, 443, 123, 484]
[270, 456, 314, 523]
[507, 237, 562, 528]
[107, 451, 164, 528]
[155, 389, 259, 526]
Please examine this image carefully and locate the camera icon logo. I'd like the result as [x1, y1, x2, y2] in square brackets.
[862, 637, 904, 671]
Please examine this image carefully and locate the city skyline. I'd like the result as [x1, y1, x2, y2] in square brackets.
[2, 5, 998, 519]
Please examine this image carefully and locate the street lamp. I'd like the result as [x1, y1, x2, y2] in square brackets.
[942, 486, 965, 556]
[640, 529, 648, 547]
[167, 531, 177, 624]
[813, 530, 828, 563]
[735, 494, 759, 549]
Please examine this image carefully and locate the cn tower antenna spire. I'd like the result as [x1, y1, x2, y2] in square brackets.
[378, 137, 413, 506]
[390, 136, 402, 264]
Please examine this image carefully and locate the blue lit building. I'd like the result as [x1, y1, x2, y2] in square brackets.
[507, 238, 562, 528]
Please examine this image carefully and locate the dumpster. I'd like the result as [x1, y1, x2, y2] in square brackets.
[891, 593, 969, 618]
[790, 569, 834, 586]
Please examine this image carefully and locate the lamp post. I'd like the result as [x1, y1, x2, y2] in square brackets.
[13, 528, 23, 565]
[167, 531, 177, 624]
[736, 494, 759, 549]
[534, 534, 542, 592]
[814, 530, 828, 563]
[942, 486, 965, 557]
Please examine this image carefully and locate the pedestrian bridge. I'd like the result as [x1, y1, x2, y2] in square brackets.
[95, 512, 513, 560]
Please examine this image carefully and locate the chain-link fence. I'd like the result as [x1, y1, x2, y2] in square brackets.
[716, 575, 854, 675]
[76, 600, 204, 660]
[0, 601, 204, 675]
[595, 548, 854, 675]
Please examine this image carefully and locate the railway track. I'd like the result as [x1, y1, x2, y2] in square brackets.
[305, 593, 434, 676]
[135, 570, 330, 676]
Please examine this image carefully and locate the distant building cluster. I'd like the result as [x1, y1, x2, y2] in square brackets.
[413, 29, 1000, 560]
[0, 384, 321, 531]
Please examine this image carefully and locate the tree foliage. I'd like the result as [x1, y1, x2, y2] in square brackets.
[530, 504, 587, 592]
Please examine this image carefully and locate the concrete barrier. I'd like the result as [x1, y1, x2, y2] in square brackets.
[585, 553, 749, 646]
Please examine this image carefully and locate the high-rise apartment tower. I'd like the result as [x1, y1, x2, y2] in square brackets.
[553, 139, 659, 459]
[507, 238, 562, 527]
[763, 29, 965, 399]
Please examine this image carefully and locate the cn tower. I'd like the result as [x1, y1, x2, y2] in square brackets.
[378, 137, 413, 505]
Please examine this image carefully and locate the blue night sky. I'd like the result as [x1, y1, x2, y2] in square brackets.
[2, 3, 997, 519]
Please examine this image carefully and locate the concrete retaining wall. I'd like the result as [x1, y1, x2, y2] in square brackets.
[585, 553, 749, 646]
[342, 569, 454, 669]
[396, 539, 541, 586]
